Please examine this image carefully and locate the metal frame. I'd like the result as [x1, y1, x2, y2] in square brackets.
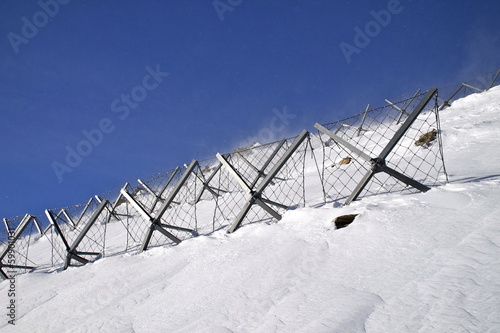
[45, 199, 108, 269]
[120, 160, 198, 253]
[32, 216, 42, 235]
[487, 68, 500, 90]
[217, 130, 309, 233]
[194, 163, 227, 204]
[61, 209, 76, 229]
[95, 195, 121, 223]
[385, 89, 421, 125]
[75, 197, 95, 227]
[139, 166, 181, 213]
[0, 215, 37, 279]
[439, 82, 483, 110]
[357, 104, 370, 136]
[316, 87, 438, 205]
[3, 218, 12, 235]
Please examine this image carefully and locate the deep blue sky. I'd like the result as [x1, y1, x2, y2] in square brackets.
[1, 0, 499, 219]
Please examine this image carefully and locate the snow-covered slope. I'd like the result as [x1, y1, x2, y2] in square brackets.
[1, 87, 500, 332]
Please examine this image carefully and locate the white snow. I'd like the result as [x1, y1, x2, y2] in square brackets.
[1, 87, 500, 332]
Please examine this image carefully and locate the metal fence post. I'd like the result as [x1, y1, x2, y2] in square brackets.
[46, 200, 108, 269]
[357, 104, 370, 136]
[386, 89, 421, 124]
[439, 84, 464, 110]
[61, 199, 108, 269]
[194, 163, 226, 204]
[75, 197, 95, 227]
[461, 83, 484, 93]
[487, 68, 500, 90]
[0, 215, 36, 279]
[218, 130, 310, 233]
[316, 87, 437, 205]
[120, 160, 198, 253]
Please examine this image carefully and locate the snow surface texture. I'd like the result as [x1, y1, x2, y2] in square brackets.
[1, 87, 500, 332]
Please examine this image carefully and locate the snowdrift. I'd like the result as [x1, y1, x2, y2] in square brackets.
[1, 86, 500, 332]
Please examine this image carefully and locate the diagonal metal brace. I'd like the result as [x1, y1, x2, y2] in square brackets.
[222, 130, 309, 233]
[120, 186, 182, 251]
[121, 160, 198, 253]
[0, 215, 37, 280]
[194, 163, 227, 204]
[316, 87, 437, 205]
[63, 199, 108, 269]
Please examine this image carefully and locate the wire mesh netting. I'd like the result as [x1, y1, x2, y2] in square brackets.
[438, 69, 500, 110]
[318, 90, 447, 204]
[0, 215, 42, 277]
[115, 164, 200, 252]
[151, 165, 199, 247]
[111, 183, 151, 253]
[2, 69, 499, 278]
[46, 199, 109, 268]
[209, 134, 309, 230]
[95, 186, 129, 256]
[191, 158, 226, 233]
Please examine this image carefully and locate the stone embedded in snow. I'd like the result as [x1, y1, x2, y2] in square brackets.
[333, 214, 358, 229]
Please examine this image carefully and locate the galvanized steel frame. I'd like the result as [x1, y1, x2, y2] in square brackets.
[45, 199, 108, 269]
[0, 214, 37, 280]
[315, 87, 438, 205]
[120, 160, 198, 253]
[217, 130, 310, 233]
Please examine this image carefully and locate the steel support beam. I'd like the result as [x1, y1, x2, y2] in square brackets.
[32, 217, 42, 235]
[95, 195, 120, 222]
[149, 166, 181, 212]
[3, 218, 11, 235]
[65, 199, 108, 269]
[120, 186, 181, 251]
[439, 84, 464, 110]
[45, 209, 71, 251]
[155, 160, 197, 221]
[488, 68, 500, 90]
[76, 197, 95, 227]
[315, 87, 437, 205]
[221, 130, 309, 233]
[461, 83, 484, 93]
[357, 104, 370, 136]
[387, 89, 421, 125]
[380, 87, 437, 160]
[315, 124, 372, 162]
[0, 215, 36, 279]
[45, 200, 108, 269]
[61, 209, 76, 229]
[137, 179, 158, 199]
[120, 161, 198, 253]
[194, 163, 226, 204]
[217, 153, 252, 193]
[67, 200, 107, 254]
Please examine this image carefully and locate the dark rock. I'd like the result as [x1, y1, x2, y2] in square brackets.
[333, 214, 358, 229]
